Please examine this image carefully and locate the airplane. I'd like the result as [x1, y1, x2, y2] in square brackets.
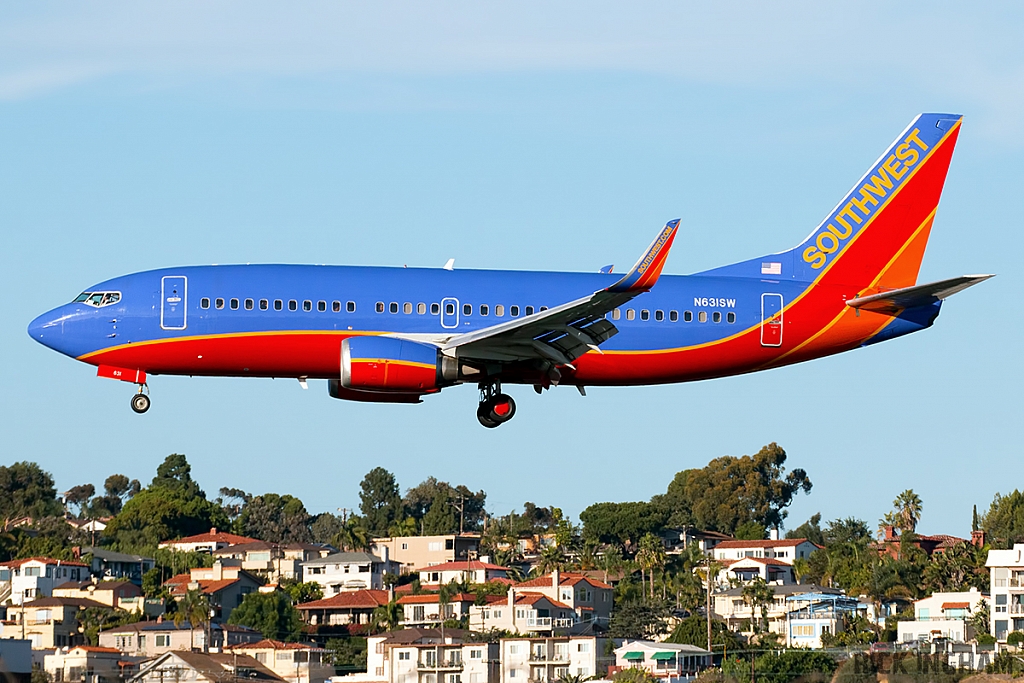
[28, 113, 991, 428]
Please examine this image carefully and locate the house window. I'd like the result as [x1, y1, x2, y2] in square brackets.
[138, 635, 146, 648]
[470, 650, 482, 659]
[155, 635, 169, 647]
[399, 652, 410, 660]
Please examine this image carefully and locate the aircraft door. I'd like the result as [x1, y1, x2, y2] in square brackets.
[161, 276, 188, 330]
[440, 297, 459, 329]
[760, 293, 783, 347]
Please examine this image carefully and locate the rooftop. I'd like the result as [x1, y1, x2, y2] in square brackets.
[297, 589, 391, 610]
[0, 556, 88, 568]
[162, 528, 258, 546]
[516, 572, 611, 590]
[303, 551, 382, 565]
[414, 560, 510, 573]
[714, 538, 817, 550]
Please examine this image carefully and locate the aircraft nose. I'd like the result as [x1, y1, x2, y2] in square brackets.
[28, 308, 64, 350]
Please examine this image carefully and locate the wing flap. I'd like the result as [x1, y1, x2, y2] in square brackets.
[846, 274, 993, 314]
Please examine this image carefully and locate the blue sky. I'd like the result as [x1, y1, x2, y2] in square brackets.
[2, 3, 1021, 537]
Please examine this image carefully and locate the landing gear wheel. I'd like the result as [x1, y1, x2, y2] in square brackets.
[131, 393, 151, 414]
[477, 380, 516, 427]
[488, 394, 516, 423]
[477, 404, 500, 428]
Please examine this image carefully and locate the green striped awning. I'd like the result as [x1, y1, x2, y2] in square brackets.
[623, 652, 644, 661]
[651, 652, 676, 661]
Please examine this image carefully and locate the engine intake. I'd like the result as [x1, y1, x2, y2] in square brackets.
[341, 336, 440, 393]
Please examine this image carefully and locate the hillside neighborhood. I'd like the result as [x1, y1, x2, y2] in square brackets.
[3, 446, 1024, 683]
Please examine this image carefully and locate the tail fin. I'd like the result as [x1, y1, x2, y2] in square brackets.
[699, 113, 962, 291]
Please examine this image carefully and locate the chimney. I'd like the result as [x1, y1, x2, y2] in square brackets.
[769, 529, 779, 541]
[884, 525, 897, 542]
[72, 546, 81, 559]
[972, 530, 987, 548]
[552, 569, 560, 591]
[210, 527, 217, 535]
[157, 615, 163, 624]
[507, 586, 515, 609]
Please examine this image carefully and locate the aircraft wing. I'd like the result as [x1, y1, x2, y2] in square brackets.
[846, 274, 993, 315]
[439, 219, 679, 365]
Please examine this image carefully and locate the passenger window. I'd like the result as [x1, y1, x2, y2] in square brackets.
[303, 300, 313, 311]
[655, 310, 664, 321]
[289, 300, 298, 311]
[318, 300, 327, 312]
[479, 304, 489, 316]
[201, 298, 210, 309]
[389, 302, 399, 314]
[510, 306, 520, 317]
[727, 312, 736, 323]
[612, 309, 621, 320]
[463, 304, 472, 316]
[333, 301, 341, 313]
[230, 298, 239, 310]
[444, 303, 455, 315]
[347, 301, 356, 313]
[698, 311, 708, 323]
[670, 310, 678, 322]
[525, 306, 534, 316]
[274, 299, 283, 311]
[404, 302, 413, 314]
[216, 298, 225, 309]
[244, 298, 254, 310]
[259, 299, 268, 310]
[626, 309, 635, 321]
[417, 303, 426, 314]
[640, 310, 650, 321]
[376, 302, 385, 313]
[684, 310, 693, 322]
[495, 304, 505, 316]
[540, 306, 548, 311]
[712, 311, 722, 323]
[431, 303, 440, 315]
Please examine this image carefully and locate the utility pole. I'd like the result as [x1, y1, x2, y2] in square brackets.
[705, 556, 713, 655]
[451, 494, 465, 535]
[337, 508, 349, 524]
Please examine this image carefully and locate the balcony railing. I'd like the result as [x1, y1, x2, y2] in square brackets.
[529, 655, 570, 663]
[525, 617, 552, 628]
[1010, 604, 1024, 615]
[418, 661, 463, 671]
[1009, 577, 1024, 588]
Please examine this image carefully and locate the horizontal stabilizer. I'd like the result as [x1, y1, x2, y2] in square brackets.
[846, 275, 993, 314]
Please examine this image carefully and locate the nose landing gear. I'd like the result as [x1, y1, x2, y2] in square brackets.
[477, 381, 515, 428]
[130, 386, 151, 414]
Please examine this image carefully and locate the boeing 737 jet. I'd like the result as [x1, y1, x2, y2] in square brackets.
[29, 113, 990, 427]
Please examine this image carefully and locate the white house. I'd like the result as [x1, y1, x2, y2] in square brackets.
[301, 551, 391, 594]
[158, 528, 257, 554]
[785, 592, 865, 649]
[398, 592, 477, 627]
[712, 537, 819, 564]
[470, 592, 576, 635]
[416, 560, 510, 587]
[501, 636, 611, 683]
[987, 544, 1024, 641]
[360, 628, 497, 683]
[612, 641, 711, 680]
[0, 557, 89, 606]
[896, 588, 986, 644]
[226, 639, 334, 683]
[715, 558, 796, 586]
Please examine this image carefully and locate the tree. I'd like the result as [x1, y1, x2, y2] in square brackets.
[0, 462, 63, 526]
[359, 468, 403, 537]
[580, 501, 667, 550]
[332, 518, 370, 552]
[284, 581, 323, 604]
[636, 533, 666, 600]
[151, 454, 204, 498]
[310, 513, 343, 545]
[372, 600, 403, 632]
[983, 490, 1024, 548]
[404, 478, 487, 532]
[970, 598, 991, 638]
[786, 513, 824, 546]
[741, 577, 775, 633]
[173, 589, 211, 650]
[612, 669, 657, 683]
[237, 493, 312, 543]
[421, 490, 458, 535]
[666, 615, 740, 649]
[326, 637, 367, 671]
[608, 601, 670, 640]
[229, 591, 303, 641]
[218, 488, 251, 522]
[104, 489, 228, 551]
[64, 485, 95, 518]
[664, 443, 812, 535]
[892, 490, 923, 533]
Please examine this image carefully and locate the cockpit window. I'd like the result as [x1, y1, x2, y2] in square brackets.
[74, 291, 122, 308]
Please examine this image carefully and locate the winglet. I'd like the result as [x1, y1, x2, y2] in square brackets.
[606, 219, 679, 293]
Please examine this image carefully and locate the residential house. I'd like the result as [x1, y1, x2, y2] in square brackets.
[52, 580, 141, 610]
[657, 528, 734, 557]
[712, 537, 819, 565]
[501, 636, 612, 683]
[785, 592, 864, 649]
[469, 592, 576, 635]
[297, 589, 391, 626]
[77, 547, 155, 586]
[511, 571, 614, 627]
[163, 561, 263, 621]
[715, 558, 795, 586]
[43, 645, 142, 683]
[0, 558, 89, 606]
[158, 528, 257, 554]
[371, 536, 481, 575]
[610, 641, 711, 680]
[302, 552, 391, 594]
[896, 588, 986, 644]
[214, 542, 333, 583]
[987, 543, 1024, 641]
[875, 526, 974, 560]
[1, 597, 108, 649]
[398, 593, 477, 627]
[99, 620, 262, 656]
[416, 561, 510, 587]
[226, 639, 333, 683]
[129, 650, 285, 683]
[362, 628, 497, 683]
[0, 639, 31, 683]
[713, 583, 841, 637]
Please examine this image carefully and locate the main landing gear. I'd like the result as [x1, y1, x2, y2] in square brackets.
[477, 381, 515, 428]
[130, 385, 151, 414]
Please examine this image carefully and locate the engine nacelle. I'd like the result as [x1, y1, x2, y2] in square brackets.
[341, 336, 440, 393]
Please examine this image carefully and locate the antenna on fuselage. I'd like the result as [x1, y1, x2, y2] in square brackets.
[443, 258, 455, 271]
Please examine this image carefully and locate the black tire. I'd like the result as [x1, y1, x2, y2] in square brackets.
[131, 394, 151, 414]
[488, 394, 516, 423]
[476, 404, 499, 428]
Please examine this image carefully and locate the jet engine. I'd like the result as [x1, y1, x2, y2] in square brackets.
[340, 336, 441, 393]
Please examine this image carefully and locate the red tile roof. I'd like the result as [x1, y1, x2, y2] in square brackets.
[515, 572, 611, 590]
[163, 574, 240, 597]
[228, 639, 323, 651]
[514, 592, 573, 610]
[297, 589, 390, 610]
[713, 539, 817, 549]
[69, 646, 122, 654]
[163, 528, 257, 546]
[0, 556, 88, 568]
[414, 560, 510, 573]
[398, 593, 475, 605]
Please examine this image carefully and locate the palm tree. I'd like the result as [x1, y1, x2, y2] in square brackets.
[373, 600, 403, 632]
[174, 589, 211, 651]
[537, 544, 567, 574]
[333, 519, 370, 552]
[596, 545, 624, 585]
[636, 533, 666, 600]
[893, 490, 923, 533]
[741, 577, 774, 634]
